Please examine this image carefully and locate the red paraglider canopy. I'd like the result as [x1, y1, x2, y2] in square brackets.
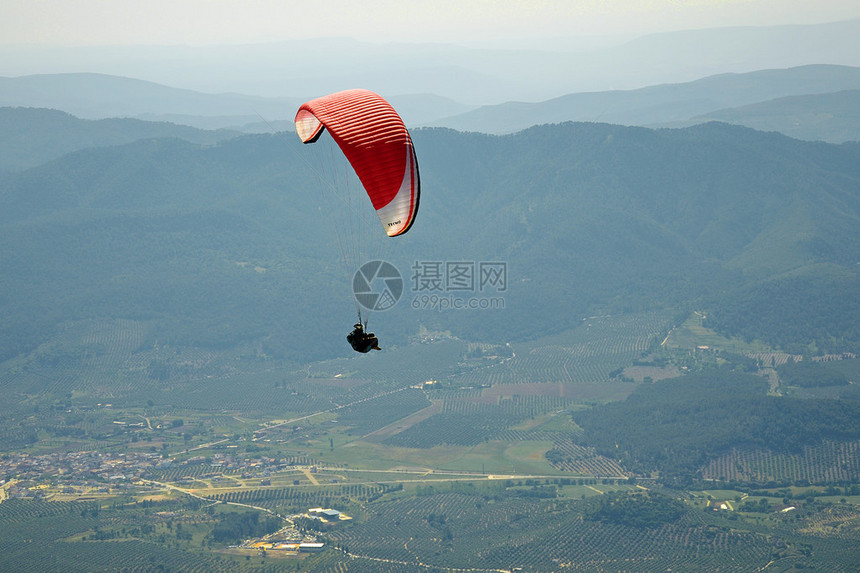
[295, 89, 420, 237]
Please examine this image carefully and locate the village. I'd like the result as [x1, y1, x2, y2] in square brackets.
[1, 448, 360, 558]
[0, 449, 310, 500]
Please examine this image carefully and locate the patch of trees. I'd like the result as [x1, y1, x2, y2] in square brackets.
[777, 360, 849, 387]
[426, 513, 454, 541]
[513, 485, 558, 499]
[739, 498, 773, 513]
[209, 511, 281, 544]
[572, 372, 860, 484]
[586, 491, 686, 529]
[704, 273, 860, 355]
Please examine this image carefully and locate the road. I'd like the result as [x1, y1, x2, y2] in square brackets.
[165, 386, 413, 455]
[141, 478, 285, 519]
[301, 467, 320, 485]
[181, 438, 230, 454]
[251, 385, 414, 439]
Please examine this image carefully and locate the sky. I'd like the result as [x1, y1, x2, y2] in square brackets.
[4, 0, 860, 47]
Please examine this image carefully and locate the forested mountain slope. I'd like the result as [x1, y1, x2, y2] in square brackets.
[0, 107, 239, 172]
[1, 121, 857, 363]
[428, 65, 860, 139]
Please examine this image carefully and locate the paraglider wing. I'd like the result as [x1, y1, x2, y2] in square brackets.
[295, 89, 420, 236]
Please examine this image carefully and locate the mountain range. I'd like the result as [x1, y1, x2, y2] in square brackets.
[428, 65, 860, 139]
[0, 73, 475, 131]
[678, 89, 860, 143]
[2, 19, 859, 103]
[3, 64, 859, 144]
[0, 107, 240, 172]
[1, 111, 858, 364]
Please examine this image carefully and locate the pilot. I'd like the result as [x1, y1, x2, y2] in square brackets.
[347, 323, 381, 353]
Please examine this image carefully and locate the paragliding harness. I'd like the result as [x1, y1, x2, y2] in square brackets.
[347, 320, 381, 353]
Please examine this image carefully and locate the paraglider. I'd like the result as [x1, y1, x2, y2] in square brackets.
[346, 323, 381, 353]
[295, 89, 420, 352]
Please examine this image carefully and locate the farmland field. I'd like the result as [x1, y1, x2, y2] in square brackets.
[2, 309, 859, 571]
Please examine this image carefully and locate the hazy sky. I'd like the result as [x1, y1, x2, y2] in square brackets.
[4, 0, 860, 46]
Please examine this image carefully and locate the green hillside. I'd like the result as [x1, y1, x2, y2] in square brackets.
[1, 118, 858, 366]
[0, 107, 239, 172]
[690, 89, 860, 143]
[429, 64, 860, 135]
[573, 371, 860, 484]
